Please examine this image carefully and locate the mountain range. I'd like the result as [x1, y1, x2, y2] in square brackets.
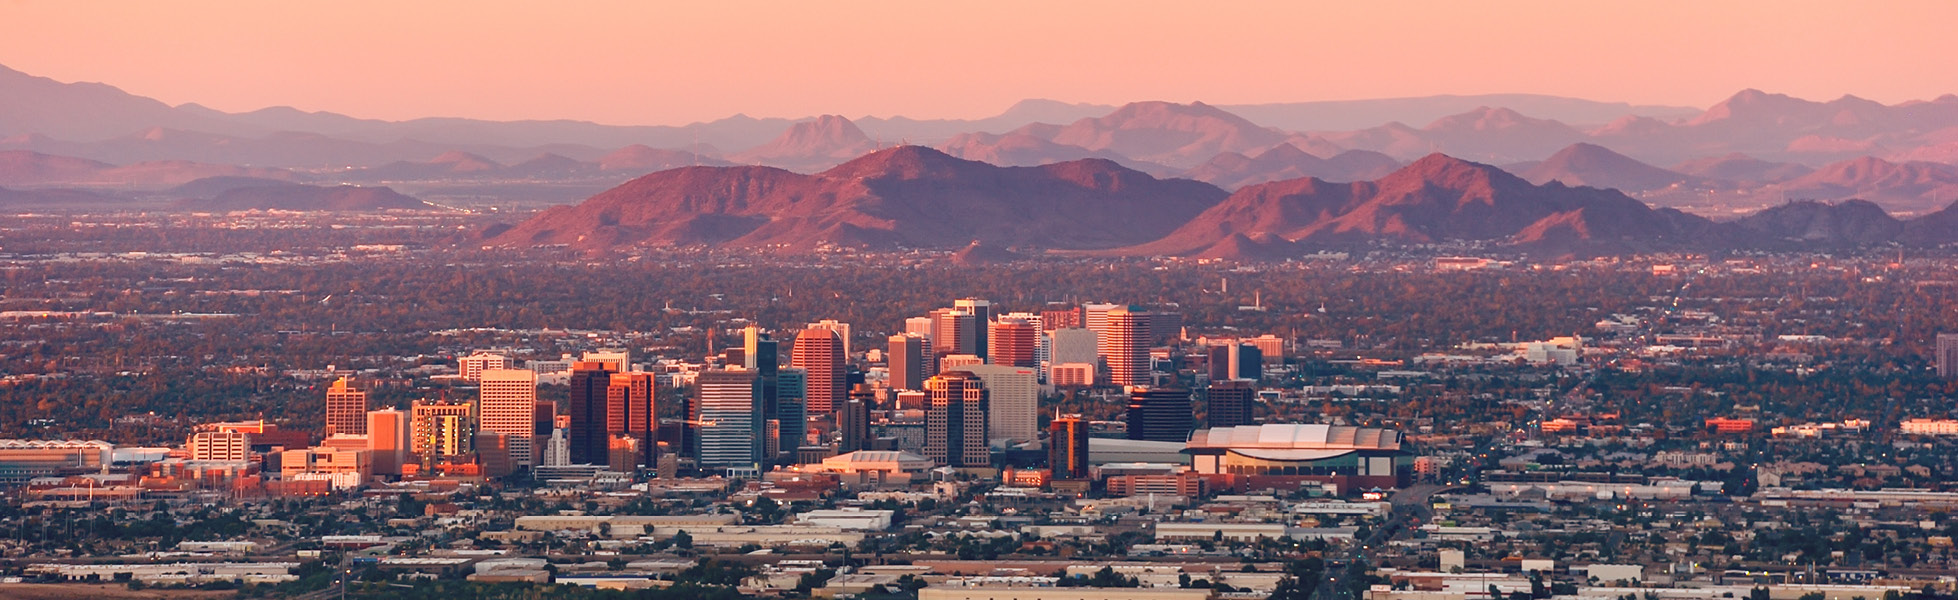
[487, 145, 1958, 260]
[486, 146, 1227, 251]
[12, 62, 1958, 251]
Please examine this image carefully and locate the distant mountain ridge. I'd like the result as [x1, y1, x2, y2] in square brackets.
[487, 145, 1227, 251]
[176, 183, 429, 212]
[1123, 153, 1710, 259]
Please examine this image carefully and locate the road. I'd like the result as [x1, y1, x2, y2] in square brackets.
[1316, 483, 1458, 600]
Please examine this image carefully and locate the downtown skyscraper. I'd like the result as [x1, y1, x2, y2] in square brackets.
[1100, 307, 1153, 387]
[566, 361, 617, 465]
[925, 370, 990, 468]
[478, 368, 539, 467]
[696, 369, 765, 470]
[887, 333, 927, 392]
[325, 377, 368, 436]
[792, 327, 846, 415]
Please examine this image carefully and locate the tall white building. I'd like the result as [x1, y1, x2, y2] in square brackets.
[697, 369, 764, 470]
[960, 364, 1038, 443]
[457, 352, 509, 382]
[1939, 333, 1958, 378]
[478, 369, 539, 467]
[542, 427, 571, 467]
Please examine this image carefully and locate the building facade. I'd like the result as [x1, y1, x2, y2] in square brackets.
[1049, 415, 1090, 480]
[792, 328, 846, 415]
[924, 371, 990, 468]
[887, 333, 927, 392]
[478, 369, 539, 467]
[325, 377, 368, 436]
[988, 318, 1038, 368]
[1100, 308, 1152, 387]
[1127, 387, 1193, 443]
[697, 369, 765, 470]
[566, 361, 617, 465]
[1206, 380, 1257, 429]
[961, 364, 1037, 443]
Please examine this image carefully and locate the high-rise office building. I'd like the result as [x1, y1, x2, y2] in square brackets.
[474, 431, 513, 477]
[1048, 415, 1090, 480]
[1127, 386, 1194, 443]
[1100, 308, 1153, 387]
[775, 366, 807, 457]
[325, 377, 368, 436]
[1940, 333, 1958, 378]
[954, 299, 992, 360]
[792, 327, 846, 415]
[696, 369, 765, 469]
[930, 308, 977, 371]
[989, 318, 1038, 368]
[566, 361, 618, 465]
[925, 370, 990, 467]
[839, 384, 874, 453]
[743, 325, 764, 369]
[750, 334, 795, 460]
[961, 364, 1038, 443]
[478, 369, 539, 467]
[1229, 343, 1263, 382]
[807, 319, 853, 358]
[410, 401, 473, 463]
[1000, 312, 1047, 367]
[1082, 303, 1122, 336]
[888, 333, 927, 392]
[1205, 344, 1232, 382]
[1206, 380, 1257, 429]
[608, 371, 658, 469]
[366, 409, 409, 476]
[457, 352, 509, 382]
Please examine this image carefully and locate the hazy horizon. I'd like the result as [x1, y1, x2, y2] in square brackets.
[4, 1, 1955, 127]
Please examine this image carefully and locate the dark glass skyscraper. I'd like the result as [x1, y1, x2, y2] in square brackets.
[1206, 380, 1257, 429]
[566, 361, 618, 465]
[1127, 386, 1194, 443]
[1048, 415, 1090, 480]
[888, 333, 926, 391]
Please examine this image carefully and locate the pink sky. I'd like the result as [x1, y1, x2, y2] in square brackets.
[2, 1, 1953, 126]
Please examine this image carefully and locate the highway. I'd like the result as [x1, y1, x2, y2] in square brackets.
[1316, 483, 1457, 600]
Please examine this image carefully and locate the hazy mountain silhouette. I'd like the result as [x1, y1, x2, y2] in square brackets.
[177, 184, 429, 211]
[1518, 143, 1704, 193]
[1182, 144, 1400, 189]
[489, 145, 1227, 252]
[1123, 153, 1710, 258]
